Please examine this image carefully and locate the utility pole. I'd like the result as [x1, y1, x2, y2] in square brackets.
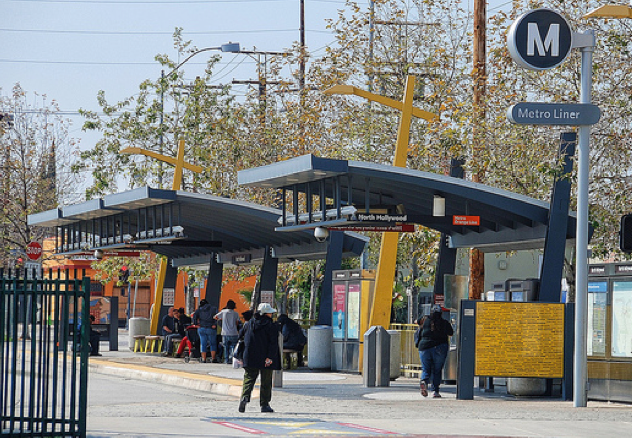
[299, 0, 305, 96]
[469, 0, 486, 300]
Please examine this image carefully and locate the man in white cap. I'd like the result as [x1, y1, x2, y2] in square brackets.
[238, 302, 281, 413]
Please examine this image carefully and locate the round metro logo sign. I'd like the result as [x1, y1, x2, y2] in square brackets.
[507, 9, 573, 70]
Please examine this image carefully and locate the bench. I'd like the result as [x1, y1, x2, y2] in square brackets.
[92, 323, 118, 351]
[144, 335, 163, 353]
[66, 321, 118, 352]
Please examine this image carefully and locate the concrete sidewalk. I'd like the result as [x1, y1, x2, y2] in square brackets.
[85, 330, 632, 438]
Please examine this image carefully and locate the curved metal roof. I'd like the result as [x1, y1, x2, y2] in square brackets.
[238, 154, 580, 252]
[28, 186, 368, 267]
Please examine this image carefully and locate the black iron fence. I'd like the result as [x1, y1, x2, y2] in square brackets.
[1, 269, 90, 437]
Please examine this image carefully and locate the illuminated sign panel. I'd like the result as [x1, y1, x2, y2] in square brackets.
[475, 302, 565, 378]
[453, 215, 480, 226]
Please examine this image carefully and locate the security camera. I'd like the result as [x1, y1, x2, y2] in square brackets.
[93, 249, 104, 260]
[314, 226, 329, 243]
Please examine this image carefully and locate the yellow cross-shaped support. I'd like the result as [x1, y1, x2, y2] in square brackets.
[325, 76, 438, 331]
[583, 4, 632, 19]
[120, 139, 203, 191]
[120, 139, 203, 335]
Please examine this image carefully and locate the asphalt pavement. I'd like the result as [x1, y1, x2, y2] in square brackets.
[85, 330, 632, 438]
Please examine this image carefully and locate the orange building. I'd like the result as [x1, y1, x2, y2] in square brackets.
[40, 238, 254, 325]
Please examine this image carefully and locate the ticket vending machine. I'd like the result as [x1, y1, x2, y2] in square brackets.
[507, 279, 540, 302]
[331, 269, 375, 373]
[443, 275, 468, 383]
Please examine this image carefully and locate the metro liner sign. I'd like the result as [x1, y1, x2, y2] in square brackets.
[506, 9, 600, 127]
[507, 103, 601, 126]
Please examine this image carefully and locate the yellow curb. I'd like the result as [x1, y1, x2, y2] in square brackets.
[88, 359, 258, 398]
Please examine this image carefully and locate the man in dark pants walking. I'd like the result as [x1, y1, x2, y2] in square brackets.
[238, 303, 281, 413]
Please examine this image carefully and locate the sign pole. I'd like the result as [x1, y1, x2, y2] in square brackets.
[573, 30, 595, 408]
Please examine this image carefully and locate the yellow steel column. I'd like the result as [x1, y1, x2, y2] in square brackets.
[325, 78, 437, 371]
[150, 258, 167, 336]
[370, 76, 417, 329]
[121, 139, 203, 335]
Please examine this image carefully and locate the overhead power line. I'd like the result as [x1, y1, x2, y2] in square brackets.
[0, 28, 301, 35]
[8, 0, 350, 4]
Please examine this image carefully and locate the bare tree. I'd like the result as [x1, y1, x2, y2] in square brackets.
[0, 84, 82, 267]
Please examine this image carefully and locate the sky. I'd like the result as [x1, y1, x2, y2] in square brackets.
[1, 0, 510, 194]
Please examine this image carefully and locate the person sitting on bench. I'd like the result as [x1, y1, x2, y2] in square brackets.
[277, 314, 307, 367]
[88, 314, 102, 357]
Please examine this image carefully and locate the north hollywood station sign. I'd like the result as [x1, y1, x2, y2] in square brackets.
[330, 213, 481, 232]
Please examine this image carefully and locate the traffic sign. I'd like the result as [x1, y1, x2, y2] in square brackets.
[507, 103, 601, 126]
[507, 9, 573, 70]
[26, 241, 43, 261]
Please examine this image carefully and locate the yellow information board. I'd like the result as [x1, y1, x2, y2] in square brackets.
[475, 302, 565, 378]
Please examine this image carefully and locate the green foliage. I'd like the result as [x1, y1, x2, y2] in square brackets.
[91, 253, 160, 286]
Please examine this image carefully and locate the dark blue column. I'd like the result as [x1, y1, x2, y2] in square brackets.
[433, 159, 464, 302]
[204, 253, 224, 311]
[317, 230, 344, 326]
[457, 300, 476, 400]
[540, 132, 576, 303]
[253, 247, 278, 309]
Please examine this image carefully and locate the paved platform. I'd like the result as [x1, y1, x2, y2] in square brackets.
[85, 330, 632, 438]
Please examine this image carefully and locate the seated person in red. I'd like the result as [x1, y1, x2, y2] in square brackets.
[163, 308, 191, 356]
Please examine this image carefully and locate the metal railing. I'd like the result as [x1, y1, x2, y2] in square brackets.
[1, 269, 90, 437]
[389, 323, 421, 377]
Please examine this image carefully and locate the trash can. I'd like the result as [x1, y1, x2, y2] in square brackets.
[387, 330, 401, 380]
[308, 325, 332, 369]
[128, 317, 150, 351]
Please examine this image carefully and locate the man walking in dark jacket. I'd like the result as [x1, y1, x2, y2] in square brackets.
[238, 303, 281, 413]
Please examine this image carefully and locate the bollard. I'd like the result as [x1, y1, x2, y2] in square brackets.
[363, 327, 377, 387]
[273, 331, 283, 388]
[386, 330, 400, 380]
[363, 326, 390, 387]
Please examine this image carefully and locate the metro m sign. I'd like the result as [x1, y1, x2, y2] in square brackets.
[508, 9, 573, 70]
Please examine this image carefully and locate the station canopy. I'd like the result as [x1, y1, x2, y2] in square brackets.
[238, 154, 579, 253]
[28, 186, 368, 268]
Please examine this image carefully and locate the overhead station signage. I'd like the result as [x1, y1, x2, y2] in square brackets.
[506, 9, 600, 127]
[331, 224, 415, 233]
[331, 213, 412, 232]
[453, 215, 480, 226]
[507, 8, 573, 71]
[507, 103, 601, 126]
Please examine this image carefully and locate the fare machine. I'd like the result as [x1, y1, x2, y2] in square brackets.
[331, 269, 375, 373]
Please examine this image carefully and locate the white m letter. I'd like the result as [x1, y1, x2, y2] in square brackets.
[527, 23, 559, 57]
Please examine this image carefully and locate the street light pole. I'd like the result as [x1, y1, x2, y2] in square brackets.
[165, 42, 241, 77]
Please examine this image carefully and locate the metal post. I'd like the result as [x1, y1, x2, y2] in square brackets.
[574, 30, 595, 408]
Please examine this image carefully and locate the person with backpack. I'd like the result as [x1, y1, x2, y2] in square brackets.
[415, 304, 453, 398]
